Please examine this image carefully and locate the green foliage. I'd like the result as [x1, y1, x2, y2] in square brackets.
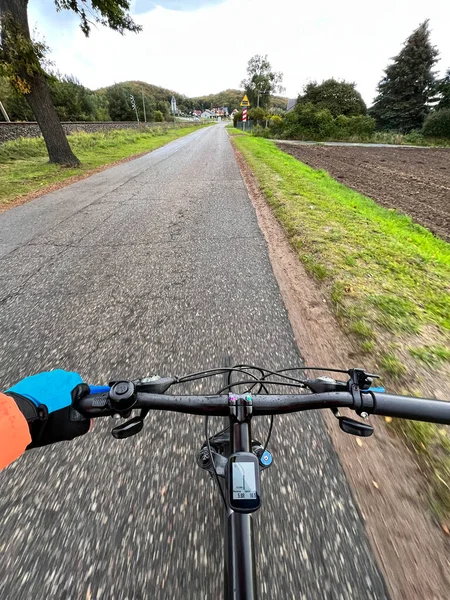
[334, 114, 376, 138]
[281, 103, 376, 140]
[435, 68, 450, 110]
[49, 74, 110, 121]
[105, 83, 135, 121]
[53, 1, 141, 36]
[192, 89, 287, 113]
[0, 74, 33, 120]
[248, 107, 267, 123]
[297, 79, 366, 117]
[251, 124, 271, 138]
[153, 110, 164, 122]
[423, 108, 450, 138]
[241, 55, 284, 109]
[370, 21, 439, 132]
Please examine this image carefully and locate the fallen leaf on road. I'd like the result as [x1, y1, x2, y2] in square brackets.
[442, 524, 449, 535]
[373, 481, 379, 490]
[385, 416, 393, 423]
[356, 438, 363, 447]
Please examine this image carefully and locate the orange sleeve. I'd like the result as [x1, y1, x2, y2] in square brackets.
[0, 392, 31, 470]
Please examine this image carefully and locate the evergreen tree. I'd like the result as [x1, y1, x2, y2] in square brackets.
[435, 68, 450, 110]
[370, 21, 438, 132]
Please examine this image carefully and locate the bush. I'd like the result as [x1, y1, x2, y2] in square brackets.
[282, 103, 336, 140]
[268, 115, 284, 135]
[335, 114, 376, 138]
[251, 125, 271, 138]
[422, 109, 450, 138]
[277, 103, 376, 141]
[233, 110, 243, 126]
[403, 130, 426, 144]
[248, 107, 267, 124]
[154, 110, 164, 122]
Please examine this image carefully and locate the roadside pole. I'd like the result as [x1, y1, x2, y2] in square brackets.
[240, 94, 250, 133]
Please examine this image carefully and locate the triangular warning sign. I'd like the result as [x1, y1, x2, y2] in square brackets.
[240, 94, 251, 107]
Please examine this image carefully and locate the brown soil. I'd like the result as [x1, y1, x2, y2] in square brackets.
[277, 143, 450, 243]
[233, 143, 450, 600]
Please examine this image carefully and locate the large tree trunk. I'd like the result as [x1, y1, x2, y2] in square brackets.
[0, 0, 80, 166]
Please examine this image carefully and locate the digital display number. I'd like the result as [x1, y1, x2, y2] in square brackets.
[232, 461, 257, 501]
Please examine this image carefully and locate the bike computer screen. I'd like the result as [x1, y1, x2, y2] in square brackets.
[228, 453, 261, 513]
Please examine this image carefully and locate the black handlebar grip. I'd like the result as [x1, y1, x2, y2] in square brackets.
[73, 392, 113, 418]
[372, 393, 450, 425]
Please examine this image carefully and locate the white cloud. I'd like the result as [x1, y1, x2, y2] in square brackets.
[29, 0, 450, 104]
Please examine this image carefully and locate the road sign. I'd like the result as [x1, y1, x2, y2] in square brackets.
[171, 95, 177, 115]
[242, 107, 248, 122]
[240, 94, 250, 108]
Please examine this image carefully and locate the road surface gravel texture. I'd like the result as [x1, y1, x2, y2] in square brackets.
[277, 143, 450, 243]
[0, 125, 387, 599]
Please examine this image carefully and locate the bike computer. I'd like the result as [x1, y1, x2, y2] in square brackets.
[227, 453, 261, 513]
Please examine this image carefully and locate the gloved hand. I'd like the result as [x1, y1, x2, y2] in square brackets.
[5, 370, 91, 449]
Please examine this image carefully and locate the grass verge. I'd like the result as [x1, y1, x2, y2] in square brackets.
[0, 124, 206, 208]
[232, 134, 450, 524]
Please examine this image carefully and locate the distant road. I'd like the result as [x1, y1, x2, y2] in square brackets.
[0, 124, 387, 599]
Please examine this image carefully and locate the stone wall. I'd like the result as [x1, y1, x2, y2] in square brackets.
[0, 121, 181, 144]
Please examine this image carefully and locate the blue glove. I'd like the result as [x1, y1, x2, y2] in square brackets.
[5, 370, 90, 449]
[6, 370, 83, 413]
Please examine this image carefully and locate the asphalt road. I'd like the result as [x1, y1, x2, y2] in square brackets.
[0, 124, 388, 599]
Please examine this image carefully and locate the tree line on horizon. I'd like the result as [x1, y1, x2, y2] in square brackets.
[1, 0, 449, 166]
[0, 75, 287, 123]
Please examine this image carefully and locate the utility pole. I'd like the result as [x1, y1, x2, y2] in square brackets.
[142, 90, 147, 123]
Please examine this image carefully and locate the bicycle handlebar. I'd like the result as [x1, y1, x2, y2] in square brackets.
[75, 390, 450, 425]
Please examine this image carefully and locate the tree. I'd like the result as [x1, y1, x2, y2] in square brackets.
[423, 108, 450, 138]
[241, 54, 284, 109]
[0, 1, 140, 165]
[297, 79, 366, 117]
[49, 73, 109, 121]
[435, 68, 450, 110]
[370, 21, 439, 132]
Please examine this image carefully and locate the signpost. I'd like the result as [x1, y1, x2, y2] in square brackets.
[130, 94, 139, 123]
[240, 94, 250, 131]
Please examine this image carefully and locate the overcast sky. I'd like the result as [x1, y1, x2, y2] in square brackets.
[29, 0, 450, 105]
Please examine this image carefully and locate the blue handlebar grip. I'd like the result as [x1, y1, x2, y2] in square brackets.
[89, 385, 110, 394]
[369, 386, 386, 393]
